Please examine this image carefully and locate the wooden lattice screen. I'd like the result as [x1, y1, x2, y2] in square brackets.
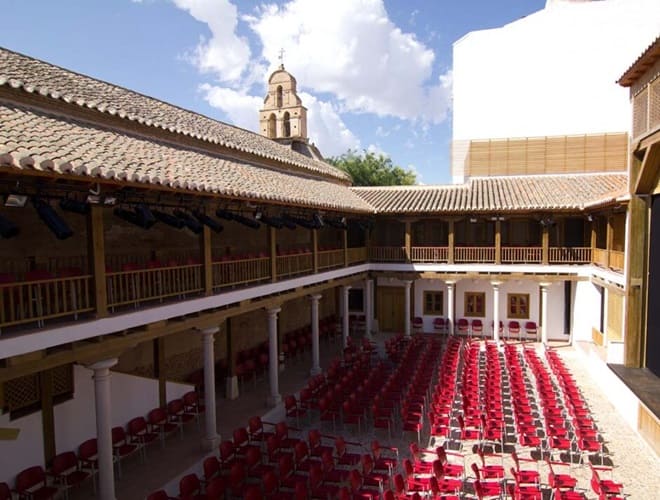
[3, 364, 74, 414]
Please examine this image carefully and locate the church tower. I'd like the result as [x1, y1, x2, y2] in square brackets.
[259, 64, 308, 143]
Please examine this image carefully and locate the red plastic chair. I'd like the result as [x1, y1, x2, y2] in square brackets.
[508, 320, 521, 340]
[77, 438, 99, 491]
[412, 316, 423, 332]
[335, 436, 362, 467]
[111, 426, 140, 477]
[205, 477, 227, 500]
[0, 483, 10, 500]
[178, 473, 204, 500]
[146, 490, 174, 500]
[284, 394, 308, 426]
[148, 407, 179, 446]
[167, 398, 195, 437]
[524, 321, 538, 341]
[15, 465, 58, 500]
[456, 318, 469, 336]
[433, 317, 446, 335]
[182, 391, 204, 428]
[50, 451, 90, 498]
[127, 416, 159, 459]
[471, 318, 483, 337]
[203, 456, 220, 484]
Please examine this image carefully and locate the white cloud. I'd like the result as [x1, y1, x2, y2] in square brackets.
[247, 0, 451, 123]
[199, 84, 262, 131]
[299, 92, 360, 156]
[172, 0, 252, 84]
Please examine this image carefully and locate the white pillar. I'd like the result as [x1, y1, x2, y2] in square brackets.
[267, 307, 282, 406]
[365, 279, 374, 339]
[310, 294, 322, 376]
[404, 280, 412, 337]
[199, 326, 220, 450]
[446, 281, 456, 336]
[541, 283, 550, 345]
[492, 281, 501, 343]
[89, 358, 118, 500]
[342, 286, 351, 348]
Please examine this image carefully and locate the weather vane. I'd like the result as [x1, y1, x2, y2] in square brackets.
[278, 48, 285, 69]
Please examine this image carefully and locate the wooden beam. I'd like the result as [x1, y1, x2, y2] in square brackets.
[541, 225, 549, 265]
[494, 220, 501, 265]
[448, 220, 455, 264]
[270, 227, 277, 282]
[226, 318, 235, 376]
[606, 215, 614, 268]
[40, 369, 55, 465]
[87, 206, 107, 317]
[312, 229, 319, 274]
[635, 142, 660, 194]
[404, 221, 412, 261]
[201, 226, 213, 296]
[343, 231, 348, 267]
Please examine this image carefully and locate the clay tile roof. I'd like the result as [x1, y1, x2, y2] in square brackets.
[352, 173, 628, 214]
[0, 103, 373, 213]
[618, 35, 660, 87]
[0, 47, 349, 183]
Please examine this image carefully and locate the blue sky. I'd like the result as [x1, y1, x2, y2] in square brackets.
[1, 0, 545, 184]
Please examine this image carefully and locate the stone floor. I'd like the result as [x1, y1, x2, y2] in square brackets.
[68, 333, 659, 499]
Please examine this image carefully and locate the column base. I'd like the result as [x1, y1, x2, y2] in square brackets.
[225, 375, 239, 400]
[266, 393, 282, 407]
[310, 366, 322, 377]
[201, 434, 220, 452]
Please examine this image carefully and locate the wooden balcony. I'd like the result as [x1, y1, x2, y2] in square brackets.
[593, 248, 609, 268]
[347, 247, 367, 265]
[318, 249, 344, 270]
[501, 247, 542, 264]
[455, 246, 495, 263]
[369, 246, 406, 262]
[212, 257, 270, 290]
[549, 247, 592, 264]
[276, 251, 313, 279]
[410, 246, 449, 263]
[609, 250, 625, 272]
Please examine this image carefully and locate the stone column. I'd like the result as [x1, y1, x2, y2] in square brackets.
[266, 307, 282, 406]
[89, 358, 118, 500]
[403, 280, 412, 337]
[446, 280, 456, 335]
[342, 286, 351, 348]
[199, 327, 220, 450]
[492, 281, 501, 343]
[310, 295, 322, 376]
[540, 283, 550, 345]
[365, 279, 374, 339]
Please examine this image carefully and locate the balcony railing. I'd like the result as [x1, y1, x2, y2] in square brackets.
[501, 247, 542, 264]
[609, 250, 624, 272]
[213, 257, 270, 290]
[549, 247, 592, 264]
[411, 247, 449, 263]
[369, 246, 406, 262]
[592, 248, 609, 268]
[318, 249, 344, 270]
[276, 252, 313, 279]
[347, 247, 367, 265]
[455, 246, 495, 263]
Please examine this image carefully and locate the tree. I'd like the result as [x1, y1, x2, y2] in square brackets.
[327, 149, 416, 186]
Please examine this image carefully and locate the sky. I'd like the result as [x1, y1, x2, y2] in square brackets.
[0, 0, 547, 184]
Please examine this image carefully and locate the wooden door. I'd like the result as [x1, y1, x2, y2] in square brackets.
[377, 286, 405, 332]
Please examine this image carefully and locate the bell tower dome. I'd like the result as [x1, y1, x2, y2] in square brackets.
[259, 65, 308, 143]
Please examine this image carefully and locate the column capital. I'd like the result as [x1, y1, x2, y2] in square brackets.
[342, 285, 352, 291]
[198, 326, 220, 336]
[403, 279, 413, 286]
[87, 358, 118, 371]
[491, 280, 503, 287]
[445, 280, 456, 286]
[309, 294, 322, 301]
[539, 281, 551, 289]
[266, 306, 282, 316]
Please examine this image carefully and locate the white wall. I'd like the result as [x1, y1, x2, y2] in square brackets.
[0, 366, 193, 485]
[413, 279, 449, 331]
[545, 281, 566, 341]
[572, 280, 602, 341]
[453, 0, 660, 142]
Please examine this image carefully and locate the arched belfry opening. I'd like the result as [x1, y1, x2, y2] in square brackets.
[259, 64, 308, 145]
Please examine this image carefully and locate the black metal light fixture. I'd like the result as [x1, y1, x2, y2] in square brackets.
[0, 214, 19, 238]
[60, 197, 90, 215]
[193, 211, 224, 233]
[255, 211, 285, 229]
[152, 209, 185, 229]
[282, 213, 320, 230]
[113, 204, 157, 230]
[216, 208, 260, 229]
[34, 198, 73, 240]
[173, 209, 203, 234]
[324, 216, 348, 230]
[215, 209, 234, 221]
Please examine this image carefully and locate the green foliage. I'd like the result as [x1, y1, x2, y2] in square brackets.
[327, 149, 417, 186]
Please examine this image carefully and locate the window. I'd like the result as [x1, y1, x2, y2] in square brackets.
[267, 113, 276, 138]
[423, 291, 443, 315]
[276, 85, 283, 108]
[508, 293, 530, 319]
[464, 292, 485, 317]
[283, 111, 291, 137]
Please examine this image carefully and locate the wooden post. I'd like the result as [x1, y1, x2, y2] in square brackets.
[226, 318, 235, 377]
[590, 218, 597, 263]
[606, 215, 614, 269]
[542, 225, 549, 265]
[270, 227, 277, 282]
[625, 195, 648, 367]
[365, 227, 371, 262]
[495, 219, 501, 264]
[40, 369, 55, 464]
[448, 220, 455, 264]
[201, 226, 213, 296]
[153, 338, 166, 407]
[312, 229, 318, 274]
[343, 230, 348, 267]
[87, 205, 107, 317]
[404, 221, 412, 261]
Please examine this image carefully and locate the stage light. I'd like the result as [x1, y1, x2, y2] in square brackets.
[324, 216, 348, 230]
[313, 213, 324, 228]
[60, 198, 90, 215]
[0, 214, 19, 238]
[232, 213, 260, 230]
[215, 209, 235, 221]
[4, 194, 27, 208]
[152, 209, 185, 229]
[193, 211, 224, 233]
[34, 198, 73, 240]
[113, 205, 156, 230]
[258, 214, 285, 229]
[173, 209, 203, 234]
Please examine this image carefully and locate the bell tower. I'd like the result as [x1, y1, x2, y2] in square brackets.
[259, 64, 308, 143]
